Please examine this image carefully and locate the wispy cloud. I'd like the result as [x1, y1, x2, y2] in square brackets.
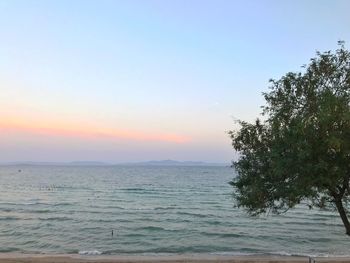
[0, 116, 190, 144]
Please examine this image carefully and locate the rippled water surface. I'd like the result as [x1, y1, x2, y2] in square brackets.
[0, 165, 348, 256]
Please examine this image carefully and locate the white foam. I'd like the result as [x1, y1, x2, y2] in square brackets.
[268, 251, 293, 257]
[78, 250, 102, 255]
[210, 252, 257, 256]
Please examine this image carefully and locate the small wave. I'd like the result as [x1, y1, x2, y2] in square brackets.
[0, 247, 20, 253]
[0, 208, 12, 212]
[91, 218, 130, 223]
[138, 226, 166, 231]
[210, 251, 258, 256]
[214, 251, 350, 258]
[202, 232, 242, 238]
[38, 216, 72, 221]
[31, 209, 52, 214]
[53, 202, 75, 206]
[134, 226, 181, 232]
[211, 251, 323, 257]
[164, 218, 192, 223]
[199, 201, 219, 205]
[0, 216, 19, 221]
[79, 250, 102, 255]
[87, 205, 125, 210]
[119, 188, 146, 191]
[0, 202, 35, 206]
[203, 220, 224, 225]
[0, 201, 68, 206]
[154, 206, 177, 210]
[267, 251, 293, 257]
[176, 211, 207, 218]
[265, 251, 344, 257]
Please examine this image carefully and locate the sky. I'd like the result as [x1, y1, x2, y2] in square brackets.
[0, 0, 350, 163]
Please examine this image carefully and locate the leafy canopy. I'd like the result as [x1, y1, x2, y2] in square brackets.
[229, 42, 350, 234]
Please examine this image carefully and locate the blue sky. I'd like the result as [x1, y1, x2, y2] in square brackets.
[0, 0, 349, 163]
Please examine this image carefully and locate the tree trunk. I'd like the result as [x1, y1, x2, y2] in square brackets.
[334, 198, 350, 235]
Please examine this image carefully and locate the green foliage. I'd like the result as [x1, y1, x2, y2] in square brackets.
[229, 42, 350, 233]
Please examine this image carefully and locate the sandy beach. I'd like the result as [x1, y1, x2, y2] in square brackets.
[0, 254, 349, 263]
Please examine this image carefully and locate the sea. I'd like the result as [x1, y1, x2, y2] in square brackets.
[0, 165, 349, 257]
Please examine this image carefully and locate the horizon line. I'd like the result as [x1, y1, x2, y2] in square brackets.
[0, 160, 231, 166]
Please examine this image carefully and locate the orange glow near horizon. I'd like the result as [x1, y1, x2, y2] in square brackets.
[0, 116, 190, 144]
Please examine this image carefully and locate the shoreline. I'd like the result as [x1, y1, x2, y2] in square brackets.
[0, 254, 350, 263]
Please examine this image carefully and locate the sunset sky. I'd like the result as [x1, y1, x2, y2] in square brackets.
[1, 0, 350, 163]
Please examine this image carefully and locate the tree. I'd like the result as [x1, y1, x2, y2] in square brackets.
[229, 42, 350, 235]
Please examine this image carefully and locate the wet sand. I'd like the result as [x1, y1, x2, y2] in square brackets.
[0, 254, 349, 263]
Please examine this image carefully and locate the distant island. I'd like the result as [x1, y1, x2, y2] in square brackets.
[121, 160, 228, 167]
[0, 160, 229, 167]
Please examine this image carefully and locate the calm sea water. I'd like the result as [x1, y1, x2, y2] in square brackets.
[0, 165, 348, 256]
